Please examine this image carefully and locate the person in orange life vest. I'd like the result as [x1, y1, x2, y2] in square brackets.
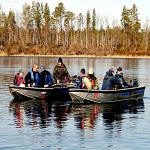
[13, 70, 24, 86]
[79, 68, 86, 89]
[86, 68, 99, 90]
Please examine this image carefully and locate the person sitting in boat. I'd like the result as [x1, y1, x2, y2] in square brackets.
[85, 68, 99, 90]
[25, 63, 40, 87]
[101, 68, 122, 90]
[13, 70, 25, 87]
[53, 57, 71, 84]
[79, 68, 86, 89]
[115, 67, 130, 88]
[39, 65, 53, 87]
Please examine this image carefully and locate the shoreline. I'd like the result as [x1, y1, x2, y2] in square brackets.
[0, 53, 150, 59]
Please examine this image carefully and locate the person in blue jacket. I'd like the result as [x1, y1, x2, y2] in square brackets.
[102, 68, 122, 90]
[39, 65, 53, 87]
[25, 63, 40, 87]
[115, 67, 130, 88]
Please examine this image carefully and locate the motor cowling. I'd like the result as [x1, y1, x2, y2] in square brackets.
[130, 78, 139, 87]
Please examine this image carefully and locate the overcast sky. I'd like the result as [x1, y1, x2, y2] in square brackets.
[0, 0, 150, 26]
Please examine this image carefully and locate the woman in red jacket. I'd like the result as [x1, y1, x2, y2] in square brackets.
[13, 70, 24, 86]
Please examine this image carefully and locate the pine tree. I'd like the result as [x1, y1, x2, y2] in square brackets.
[92, 9, 96, 32]
[92, 9, 96, 46]
[129, 4, 141, 50]
[31, 1, 43, 45]
[53, 2, 65, 46]
[22, 3, 33, 44]
[77, 13, 83, 46]
[43, 3, 50, 45]
[8, 10, 16, 43]
[86, 10, 91, 48]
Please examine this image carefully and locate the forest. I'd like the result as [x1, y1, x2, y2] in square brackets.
[0, 2, 150, 56]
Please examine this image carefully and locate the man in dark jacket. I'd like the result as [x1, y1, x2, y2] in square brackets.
[102, 68, 122, 90]
[25, 63, 40, 87]
[53, 57, 71, 84]
[39, 65, 53, 87]
[115, 67, 130, 88]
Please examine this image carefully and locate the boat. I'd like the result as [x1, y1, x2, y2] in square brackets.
[69, 86, 145, 104]
[9, 83, 74, 100]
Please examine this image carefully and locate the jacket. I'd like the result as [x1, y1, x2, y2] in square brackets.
[79, 74, 86, 89]
[39, 70, 53, 87]
[102, 71, 122, 90]
[115, 74, 130, 88]
[53, 63, 71, 84]
[87, 73, 99, 90]
[25, 69, 40, 87]
[13, 74, 24, 86]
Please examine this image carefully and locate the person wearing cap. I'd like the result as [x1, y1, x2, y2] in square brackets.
[39, 65, 53, 87]
[115, 67, 130, 88]
[86, 68, 99, 90]
[102, 68, 122, 90]
[13, 70, 25, 86]
[25, 63, 40, 87]
[53, 57, 71, 84]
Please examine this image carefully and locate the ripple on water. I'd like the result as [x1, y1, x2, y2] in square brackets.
[0, 57, 150, 149]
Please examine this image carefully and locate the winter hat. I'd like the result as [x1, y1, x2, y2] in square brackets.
[89, 68, 93, 74]
[117, 67, 122, 71]
[40, 65, 45, 71]
[58, 57, 63, 63]
[109, 68, 114, 73]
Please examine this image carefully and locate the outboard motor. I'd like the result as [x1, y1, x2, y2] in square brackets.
[130, 78, 139, 87]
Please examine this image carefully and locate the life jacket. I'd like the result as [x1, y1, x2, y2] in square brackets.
[116, 74, 124, 87]
[88, 76, 95, 89]
[30, 69, 39, 87]
[92, 79, 95, 89]
[81, 75, 86, 88]
[13, 74, 24, 85]
[88, 76, 98, 97]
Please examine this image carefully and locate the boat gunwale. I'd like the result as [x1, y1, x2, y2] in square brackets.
[69, 86, 145, 94]
[9, 85, 73, 91]
[9, 85, 145, 93]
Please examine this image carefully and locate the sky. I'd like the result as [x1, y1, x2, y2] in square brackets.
[0, 0, 150, 26]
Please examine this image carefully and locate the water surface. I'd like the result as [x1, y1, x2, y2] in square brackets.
[0, 56, 150, 150]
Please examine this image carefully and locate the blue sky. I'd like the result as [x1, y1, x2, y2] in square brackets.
[0, 0, 149, 26]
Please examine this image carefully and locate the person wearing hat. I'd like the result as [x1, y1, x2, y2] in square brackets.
[85, 68, 99, 90]
[39, 65, 53, 87]
[102, 68, 122, 90]
[13, 69, 25, 86]
[25, 63, 40, 87]
[53, 57, 71, 84]
[115, 67, 130, 88]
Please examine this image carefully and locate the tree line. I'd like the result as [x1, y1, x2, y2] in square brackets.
[0, 2, 150, 56]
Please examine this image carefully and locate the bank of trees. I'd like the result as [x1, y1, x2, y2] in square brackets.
[0, 2, 150, 56]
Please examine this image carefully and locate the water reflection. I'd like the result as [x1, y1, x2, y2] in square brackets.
[9, 99, 144, 131]
[0, 57, 149, 149]
[9, 99, 71, 129]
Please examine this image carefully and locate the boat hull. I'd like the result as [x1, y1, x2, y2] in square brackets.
[69, 86, 145, 104]
[9, 85, 72, 101]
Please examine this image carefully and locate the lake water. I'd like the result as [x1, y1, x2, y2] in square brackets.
[0, 56, 150, 150]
